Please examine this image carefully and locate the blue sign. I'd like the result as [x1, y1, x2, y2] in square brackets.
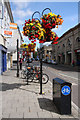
[61, 86, 71, 95]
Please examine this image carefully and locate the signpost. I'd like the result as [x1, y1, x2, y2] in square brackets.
[61, 85, 71, 96]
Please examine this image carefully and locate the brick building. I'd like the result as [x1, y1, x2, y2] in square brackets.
[52, 23, 80, 65]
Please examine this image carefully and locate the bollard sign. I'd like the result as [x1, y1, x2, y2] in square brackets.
[61, 85, 71, 96]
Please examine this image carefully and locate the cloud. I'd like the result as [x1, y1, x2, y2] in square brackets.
[16, 20, 24, 26]
[12, 2, 29, 9]
[43, 42, 52, 46]
[64, 15, 78, 22]
[12, 9, 33, 19]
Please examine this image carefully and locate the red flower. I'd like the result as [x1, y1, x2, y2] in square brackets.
[35, 35, 38, 38]
[52, 41, 58, 44]
[34, 40, 36, 42]
[54, 37, 59, 41]
[52, 23, 55, 26]
[32, 26, 35, 29]
[50, 37, 53, 40]
[39, 40, 44, 43]
[31, 41, 34, 43]
[29, 38, 31, 40]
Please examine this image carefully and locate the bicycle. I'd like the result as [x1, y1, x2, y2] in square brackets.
[21, 65, 33, 82]
[21, 65, 49, 84]
[31, 66, 49, 84]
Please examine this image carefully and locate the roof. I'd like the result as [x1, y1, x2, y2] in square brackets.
[5, 1, 14, 23]
[58, 23, 80, 41]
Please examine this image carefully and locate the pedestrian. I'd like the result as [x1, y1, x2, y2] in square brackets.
[72, 60, 75, 67]
[19, 58, 22, 70]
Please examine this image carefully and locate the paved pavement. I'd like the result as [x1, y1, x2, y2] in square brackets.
[0, 66, 79, 119]
[32, 61, 79, 108]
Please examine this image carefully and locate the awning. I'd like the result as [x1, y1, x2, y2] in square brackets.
[75, 49, 80, 53]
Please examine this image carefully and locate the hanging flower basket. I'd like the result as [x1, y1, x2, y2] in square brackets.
[41, 8, 63, 30]
[22, 8, 64, 44]
[22, 19, 46, 41]
[28, 43, 36, 52]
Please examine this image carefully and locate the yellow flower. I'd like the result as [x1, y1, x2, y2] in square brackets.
[26, 24, 29, 26]
[37, 23, 42, 27]
[42, 28, 46, 33]
[25, 46, 28, 48]
[27, 30, 29, 33]
[56, 25, 58, 28]
[30, 23, 33, 25]
[48, 12, 53, 16]
[36, 20, 39, 23]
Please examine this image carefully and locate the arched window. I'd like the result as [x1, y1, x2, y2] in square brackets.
[67, 39, 71, 46]
[63, 44, 65, 47]
[76, 37, 80, 42]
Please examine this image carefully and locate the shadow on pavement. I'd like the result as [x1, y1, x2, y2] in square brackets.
[43, 63, 79, 72]
[1, 82, 26, 91]
[19, 87, 38, 94]
[38, 98, 60, 114]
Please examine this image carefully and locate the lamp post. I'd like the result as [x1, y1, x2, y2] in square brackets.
[17, 39, 19, 77]
[39, 43, 43, 94]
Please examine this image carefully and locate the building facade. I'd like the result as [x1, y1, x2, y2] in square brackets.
[0, 0, 14, 74]
[0, 0, 23, 74]
[43, 45, 52, 60]
[52, 23, 80, 65]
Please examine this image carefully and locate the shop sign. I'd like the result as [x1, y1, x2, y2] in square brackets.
[67, 51, 72, 54]
[4, 30, 12, 37]
[77, 50, 80, 53]
[10, 23, 17, 29]
[75, 49, 80, 53]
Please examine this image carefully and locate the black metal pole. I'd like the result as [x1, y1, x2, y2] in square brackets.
[40, 48, 42, 94]
[26, 54, 29, 85]
[17, 39, 19, 77]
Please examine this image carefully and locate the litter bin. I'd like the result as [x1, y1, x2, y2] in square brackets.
[53, 78, 72, 115]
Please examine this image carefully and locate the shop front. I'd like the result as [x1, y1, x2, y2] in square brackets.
[75, 49, 80, 65]
[62, 53, 65, 64]
[0, 45, 7, 75]
[58, 54, 62, 64]
[66, 51, 72, 65]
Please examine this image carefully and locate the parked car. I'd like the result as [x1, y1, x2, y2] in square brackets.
[47, 59, 51, 64]
[31, 58, 35, 61]
[51, 60, 57, 65]
[35, 58, 38, 61]
[27, 58, 32, 63]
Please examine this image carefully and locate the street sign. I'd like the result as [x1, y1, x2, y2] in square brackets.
[0, 3, 3, 19]
[61, 85, 71, 96]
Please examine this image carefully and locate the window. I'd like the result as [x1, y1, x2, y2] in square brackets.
[63, 44, 65, 47]
[76, 37, 80, 42]
[67, 39, 71, 46]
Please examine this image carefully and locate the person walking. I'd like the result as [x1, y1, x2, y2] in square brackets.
[19, 58, 22, 70]
[72, 60, 75, 67]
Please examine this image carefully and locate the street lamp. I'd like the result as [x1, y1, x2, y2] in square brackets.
[22, 8, 63, 94]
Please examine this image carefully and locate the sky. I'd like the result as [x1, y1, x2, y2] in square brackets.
[10, 2, 78, 49]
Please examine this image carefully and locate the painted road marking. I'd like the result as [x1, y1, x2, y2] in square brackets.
[72, 83, 77, 85]
[59, 73, 78, 80]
